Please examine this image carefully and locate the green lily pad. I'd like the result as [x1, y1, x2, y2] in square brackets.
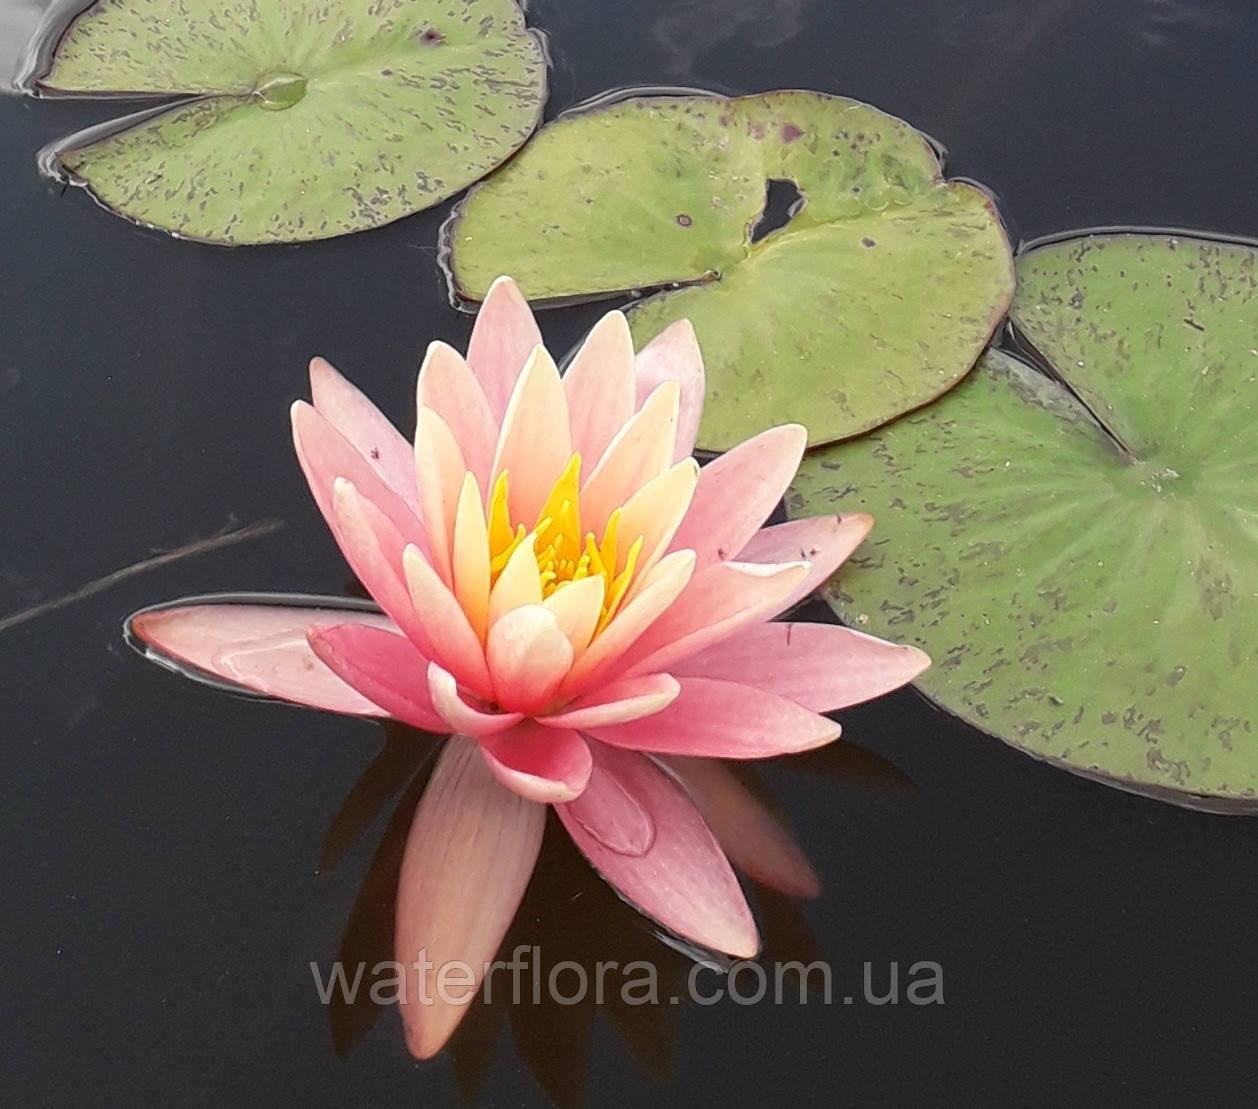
[40, 0, 546, 244]
[789, 231, 1258, 811]
[445, 91, 1014, 450]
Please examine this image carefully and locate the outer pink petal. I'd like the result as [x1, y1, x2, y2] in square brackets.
[328, 478, 430, 650]
[672, 622, 930, 712]
[563, 310, 636, 464]
[396, 736, 545, 1059]
[416, 341, 498, 491]
[616, 559, 808, 680]
[308, 357, 419, 512]
[465, 276, 544, 424]
[539, 673, 680, 730]
[555, 742, 757, 957]
[668, 424, 807, 568]
[736, 514, 874, 610]
[427, 663, 523, 738]
[586, 677, 839, 758]
[129, 602, 392, 715]
[478, 721, 593, 803]
[633, 319, 705, 463]
[291, 400, 427, 552]
[306, 623, 446, 732]
[662, 756, 820, 898]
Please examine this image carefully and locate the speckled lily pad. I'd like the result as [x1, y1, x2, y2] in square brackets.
[40, 0, 546, 244]
[446, 91, 1013, 450]
[789, 232, 1258, 811]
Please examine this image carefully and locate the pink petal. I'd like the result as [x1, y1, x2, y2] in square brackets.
[668, 424, 807, 568]
[556, 742, 757, 957]
[306, 623, 445, 732]
[427, 663, 523, 737]
[736, 514, 874, 610]
[580, 381, 679, 536]
[491, 346, 573, 527]
[478, 721, 593, 803]
[129, 602, 392, 715]
[540, 673, 680, 730]
[401, 545, 494, 702]
[465, 276, 544, 424]
[616, 559, 808, 680]
[586, 677, 839, 758]
[563, 310, 636, 464]
[396, 736, 545, 1059]
[662, 757, 820, 898]
[486, 604, 574, 714]
[416, 341, 498, 491]
[673, 622, 930, 712]
[328, 478, 430, 649]
[308, 357, 419, 512]
[633, 320, 705, 463]
[291, 400, 428, 553]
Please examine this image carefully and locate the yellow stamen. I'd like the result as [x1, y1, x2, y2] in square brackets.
[483, 453, 646, 636]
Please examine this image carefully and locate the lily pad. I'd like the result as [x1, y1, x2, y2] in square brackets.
[39, 0, 546, 244]
[789, 231, 1258, 810]
[445, 91, 1014, 450]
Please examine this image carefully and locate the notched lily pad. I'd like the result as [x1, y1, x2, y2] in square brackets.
[789, 231, 1258, 811]
[39, 0, 547, 244]
[445, 91, 1014, 450]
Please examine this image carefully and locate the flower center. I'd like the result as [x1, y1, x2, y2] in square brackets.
[487, 454, 642, 632]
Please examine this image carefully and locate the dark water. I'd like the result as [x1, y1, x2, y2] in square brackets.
[4, 0, 1258, 1105]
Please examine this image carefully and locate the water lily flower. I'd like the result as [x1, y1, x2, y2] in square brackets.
[130, 277, 928, 1058]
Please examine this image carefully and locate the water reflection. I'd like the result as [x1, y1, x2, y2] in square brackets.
[1133, 0, 1232, 47]
[324, 720, 912, 1104]
[0, 0, 45, 90]
[651, 0, 814, 77]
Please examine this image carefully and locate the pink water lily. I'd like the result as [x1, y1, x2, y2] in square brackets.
[131, 277, 928, 1059]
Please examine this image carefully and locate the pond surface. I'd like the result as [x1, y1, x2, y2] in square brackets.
[4, 0, 1258, 1105]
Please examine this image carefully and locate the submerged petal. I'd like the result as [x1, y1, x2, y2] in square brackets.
[556, 742, 758, 957]
[662, 757, 821, 899]
[396, 736, 545, 1059]
[128, 602, 392, 716]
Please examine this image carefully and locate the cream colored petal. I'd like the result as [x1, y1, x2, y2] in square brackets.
[581, 380, 679, 535]
[451, 472, 491, 642]
[541, 574, 606, 658]
[414, 407, 468, 588]
[487, 532, 542, 627]
[416, 341, 498, 491]
[490, 345, 573, 527]
[615, 457, 700, 581]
